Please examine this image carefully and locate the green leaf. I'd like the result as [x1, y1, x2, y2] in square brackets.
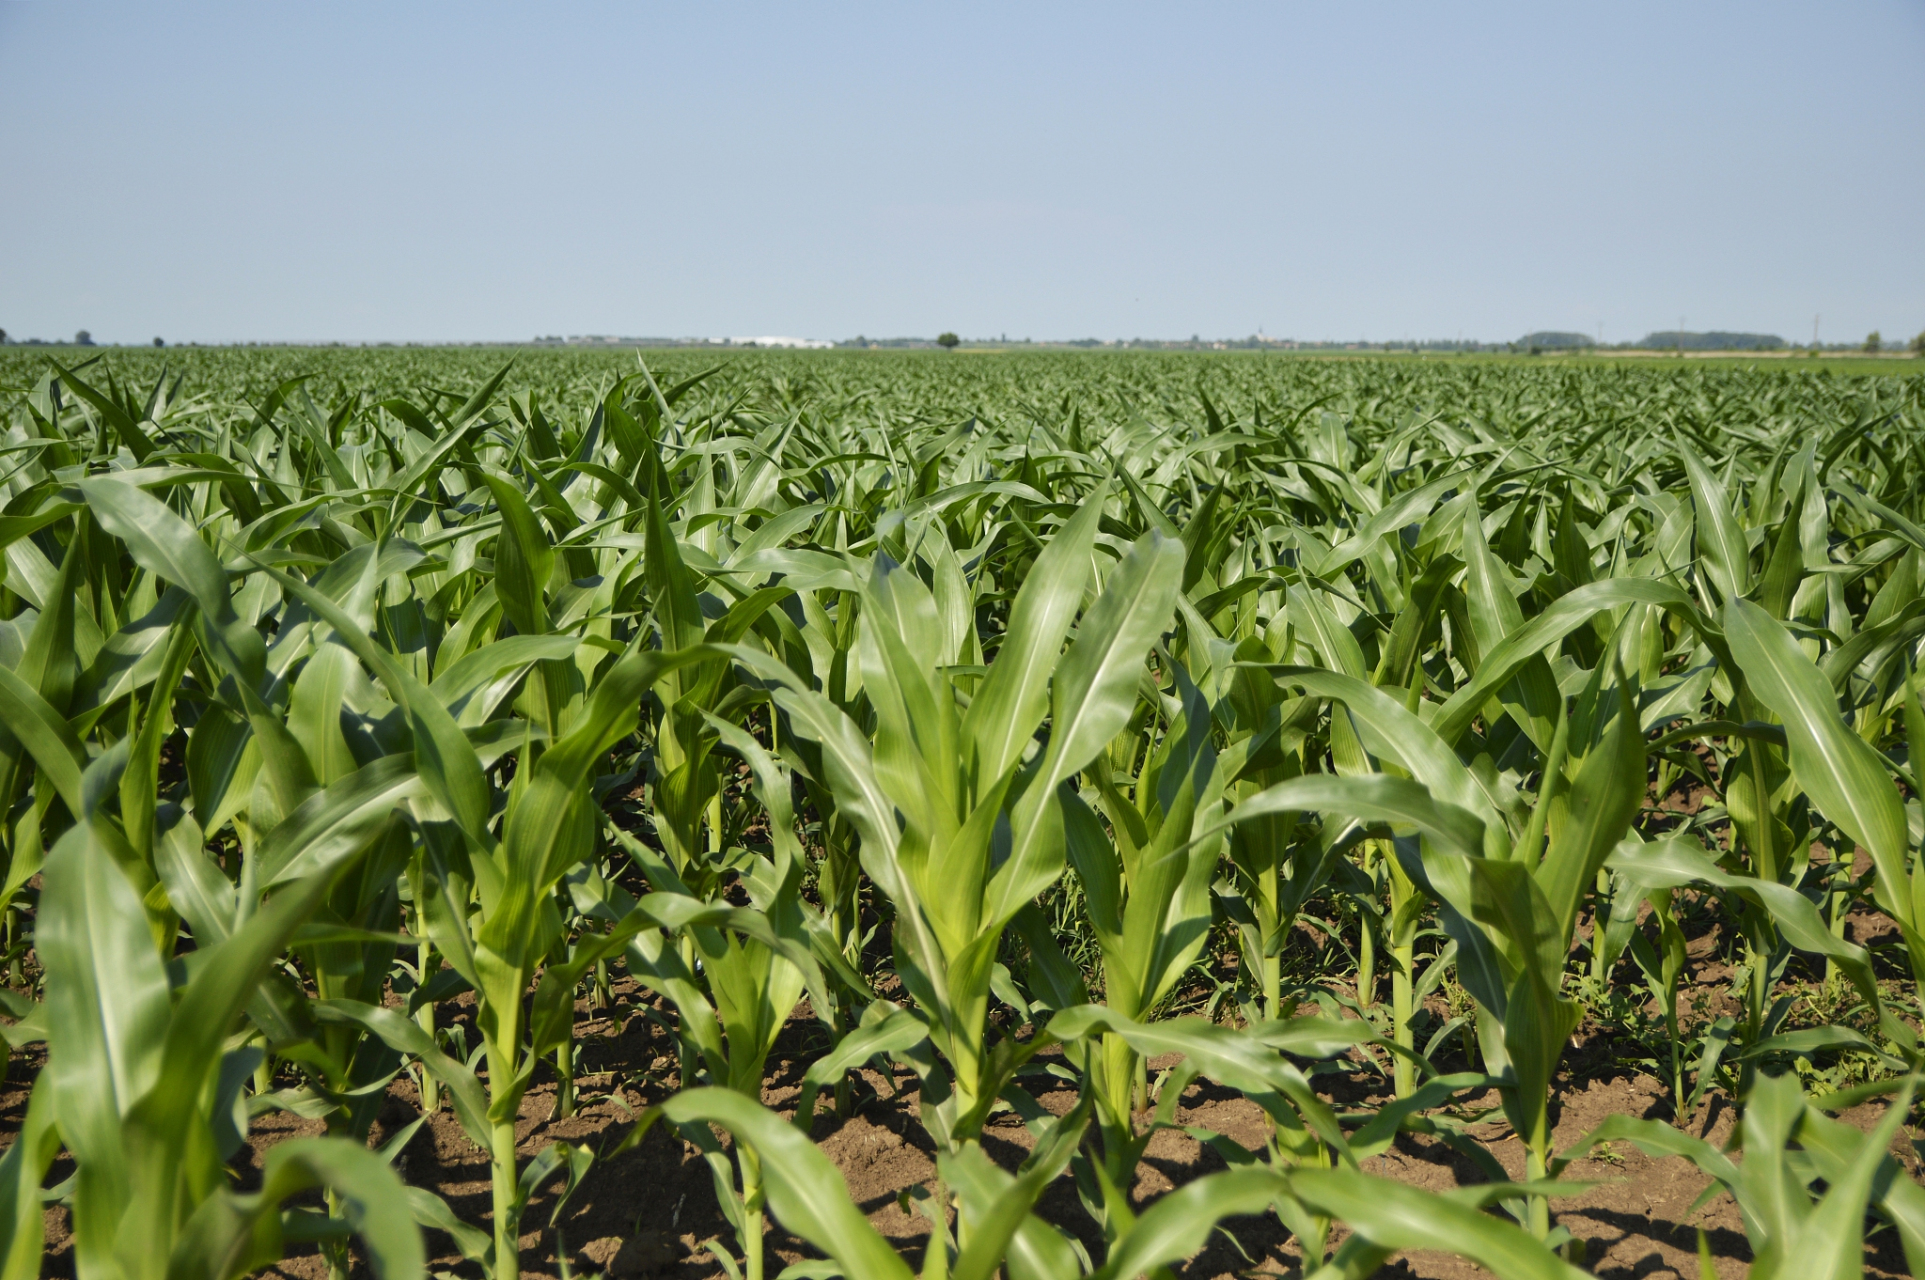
[0, 663, 86, 816]
[169, 1137, 425, 1280]
[1317, 470, 1473, 577]
[1288, 1167, 1589, 1280]
[793, 1003, 930, 1126]
[251, 556, 492, 849]
[961, 492, 1105, 788]
[313, 999, 492, 1151]
[427, 634, 581, 708]
[992, 528, 1183, 922]
[943, 1101, 1091, 1280]
[480, 643, 716, 975]
[38, 826, 172, 1183]
[1045, 1005, 1354, 1156]
[1089, 1167, 1286, 1280]
[1204, 772, 1488, 863]
[1038, 529, 1183, 785]
[49, 361, 157, 461]
[0, 1077, 57, 1280]
[648, 1088, 914, 1280]
[79, 475, 264, 685]
[1259, 665, 1495, 826]
[153, 814, 234, 946]
[1723, 597, 1911, 925]
[449, 360, 514, 429]
[1607, 835, 1879, 1010]
[79, 476, 231, 625]
[1679, 437, 1752, 603]
[1461, 502, 1562, 751]
[251, 754, 422, 889]
[480, 471, 555, 635]
[642, 482, 706, 655]
[1534, 668, 1644, 944]
[1431, 579, 1703, 747]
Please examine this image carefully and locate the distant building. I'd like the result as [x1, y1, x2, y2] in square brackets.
[728, 336, 835, 349]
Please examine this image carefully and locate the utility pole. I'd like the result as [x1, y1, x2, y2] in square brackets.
[1812, 313, 1821, 348]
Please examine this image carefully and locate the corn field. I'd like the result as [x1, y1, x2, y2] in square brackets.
[0, 346, 1921, 1280]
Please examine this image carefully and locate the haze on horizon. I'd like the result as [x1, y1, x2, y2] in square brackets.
[1, 1, 1920, 348]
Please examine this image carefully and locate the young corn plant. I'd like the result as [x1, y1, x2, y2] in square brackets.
[1214, 635, 1641, 1241]
[1557, 1071, 1925, 1280]
[1062, 660, 1230, 1232]
[15, 728, 425, 1279]
[250, 516, 707, 1274]
[613, 719, 842, 1280]
[407, 639, 705, 1274]
[733, 494, 1185, 1159]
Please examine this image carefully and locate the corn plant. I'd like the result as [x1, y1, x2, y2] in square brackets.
[2, 346, 1922, 1280]
[1557, 1072, 1924, 1280]
[613, 719, 841, 1280]
[734, 498, 1183, 1149]
[17, 719, 423, 1279]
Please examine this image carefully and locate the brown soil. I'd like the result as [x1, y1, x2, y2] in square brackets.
[10, 759, 1920, 1280]
[15, 981, 1914, 1280]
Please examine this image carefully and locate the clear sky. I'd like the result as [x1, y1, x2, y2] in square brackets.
[2, 1, 1920, 346]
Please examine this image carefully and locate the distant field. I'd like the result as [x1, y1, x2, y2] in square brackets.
[5, 342, 1924, 405]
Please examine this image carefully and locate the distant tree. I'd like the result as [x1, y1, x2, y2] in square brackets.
[1864, 330, 1882, 353]
[0, 328, 7, 344]
[936, 332, 960, 349]
[75, 329, 92, 346]
[1912, 330, 1925, 356]
[153, 336, 164, 347]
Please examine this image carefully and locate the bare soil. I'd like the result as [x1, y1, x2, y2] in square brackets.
[14, 977, 1912, 1280]
[8, 766, 1918, 1280]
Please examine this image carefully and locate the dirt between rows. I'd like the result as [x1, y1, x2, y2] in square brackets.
[13, 979, 1915, 1280]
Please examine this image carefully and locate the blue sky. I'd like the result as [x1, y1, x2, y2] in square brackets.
[2, 1, 1920, 345]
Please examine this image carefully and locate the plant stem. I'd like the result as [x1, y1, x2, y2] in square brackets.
[1525, 1137, 1550, 1240]
[1261, 948, 1282, 1023]
[416, 939, 440, 1112]
[1670, 1018, 1685, 1113]
[325, 1185, 351, 1280]
[740, 1144, 766, 1280]
[833, 1001, 856, 1118]
[924, 1177, 951, 1280]
[1740, 935, 1769, 1097]
[488, 1033, 523, 1279]
[322, 1112, 353, 1280]
[490, 1114, 521, 1278]
[1824, 853, 1851, 992]
[1098, 1031, 1141, 1195]
[555, 1039, 576, 1119]
[1101, 1032, 1136, 1133]
[1388, 857, 1417, 1099]
[1357, 846, 1378, 1012]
